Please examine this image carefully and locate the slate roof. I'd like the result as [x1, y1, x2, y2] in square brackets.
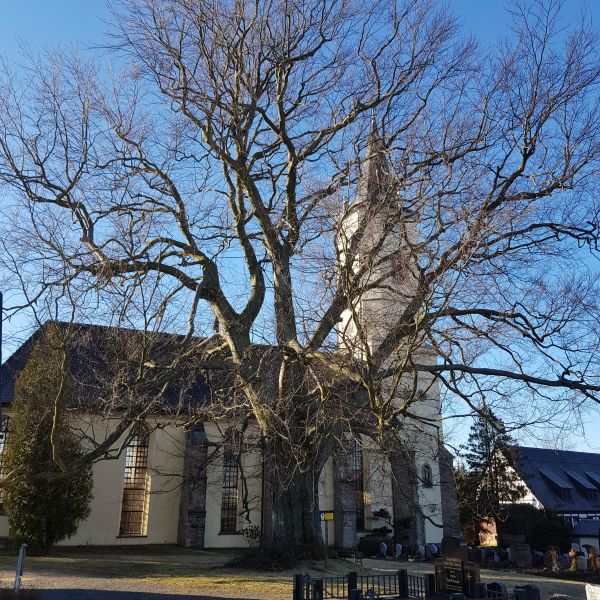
[0, 321, 215, 413]
[514, 446, 600, 514]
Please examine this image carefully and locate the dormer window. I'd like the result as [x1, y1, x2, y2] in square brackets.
[560, 488, 571, 500]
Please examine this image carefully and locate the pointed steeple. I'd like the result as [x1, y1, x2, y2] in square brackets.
[355, 123, 393, 207]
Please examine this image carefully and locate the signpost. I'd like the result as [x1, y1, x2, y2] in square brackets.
[14, 543, 26, 592]
[320, 512, 334, 565]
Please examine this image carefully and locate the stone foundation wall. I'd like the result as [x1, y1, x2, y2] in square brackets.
[177, 427, 208, 548]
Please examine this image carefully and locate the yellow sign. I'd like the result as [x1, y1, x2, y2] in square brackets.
[320, 511, 334, 521]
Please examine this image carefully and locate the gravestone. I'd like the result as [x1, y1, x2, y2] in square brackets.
[572, 543, 581, 552]
[468, 548, 480, 564]
[577, 556, 589, 571]
[515, 584, 541, 600]
[586, 584, 600, 600]
[543, 551, 553, 570]
[395, 543, 403, 558]
[435, 535, 481, 596]
[442, 535, 469, 562]
[510, 543, 532, 568]
[559, 554, 570, 570]
[487, 582, 508, 600]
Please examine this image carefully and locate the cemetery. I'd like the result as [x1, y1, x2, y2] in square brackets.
[293, 535, 600, 600]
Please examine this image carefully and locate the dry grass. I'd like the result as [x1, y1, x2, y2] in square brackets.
[0, 546, 372, 599]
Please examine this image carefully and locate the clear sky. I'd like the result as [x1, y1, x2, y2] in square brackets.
[1, 1, 600, 451]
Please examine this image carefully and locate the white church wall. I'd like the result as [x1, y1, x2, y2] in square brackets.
[319, 458, 336, 546]
[417, 457, 444, 544]
[364, 445, 394, 531]
[61, 415, 185, 546]
[202, 422, 262, 548]
[319, 457, 335, 546]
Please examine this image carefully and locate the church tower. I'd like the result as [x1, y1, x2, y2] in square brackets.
[335, 127, 418, 355]
[334, 126, 459, 548]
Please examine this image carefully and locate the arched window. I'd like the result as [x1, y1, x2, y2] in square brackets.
[119, 424, 150, 536]
[0, 417, 11, 513]
[220, 430, 240, 534]
[352, 439, 366, 530]
[422, 463, 433, 488]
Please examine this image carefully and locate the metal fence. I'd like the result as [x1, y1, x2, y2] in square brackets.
[293, 569, 427, 600]
[293, 570, 541, 600]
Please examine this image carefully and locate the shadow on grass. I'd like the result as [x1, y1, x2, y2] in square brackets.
[42, 592, 247, 600]
[0, 546, 238, 580]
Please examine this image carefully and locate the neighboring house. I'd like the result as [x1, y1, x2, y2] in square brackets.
[571, 519, 600, 548]
[508, 446, 600, 526]
[0, 129, 460, 550]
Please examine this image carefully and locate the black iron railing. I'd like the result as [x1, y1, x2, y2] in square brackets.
[293, 569, 425, 600]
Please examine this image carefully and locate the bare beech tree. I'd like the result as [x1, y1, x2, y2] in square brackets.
[2, 0, 600, 559]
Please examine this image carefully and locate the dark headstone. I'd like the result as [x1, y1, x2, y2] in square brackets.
[434, 558, 480, 597]
[468, 548, 480, 564]
[510, 543, 532, 568]
[441, 535, 469, 563]
[519, 584, 541, 600]
[487, 582, 508, 600]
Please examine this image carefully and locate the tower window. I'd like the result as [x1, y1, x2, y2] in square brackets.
[352, 440, 366, 531]
[119, 425, 150, 536]
[220, 435, 239, 534]
[422, 464, 433, 488]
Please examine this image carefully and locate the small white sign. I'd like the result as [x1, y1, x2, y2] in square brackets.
[585, 584, 600, 600]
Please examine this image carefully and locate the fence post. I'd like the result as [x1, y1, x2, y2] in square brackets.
[294, 574, 304, 600]
[425, 573, 436, 596]
[347, 571, 358, 600]
[313, 579, 324, 600]
[350, 590, 364, 600]
[398, 569, 409, 599]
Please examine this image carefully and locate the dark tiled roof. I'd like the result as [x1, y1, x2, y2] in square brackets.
[515, 446, 600, 514]
[0, 321, 215, 413]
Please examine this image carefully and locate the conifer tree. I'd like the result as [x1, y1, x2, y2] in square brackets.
[3, 328, 93, 553]
[458, 406, 525, 533]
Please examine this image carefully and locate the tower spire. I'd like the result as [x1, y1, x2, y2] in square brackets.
[355, 122, 392, 207]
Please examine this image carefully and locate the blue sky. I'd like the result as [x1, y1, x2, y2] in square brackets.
[1, 1, 600, 451]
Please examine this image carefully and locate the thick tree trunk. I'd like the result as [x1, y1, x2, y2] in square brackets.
[262, 443, 326, 560]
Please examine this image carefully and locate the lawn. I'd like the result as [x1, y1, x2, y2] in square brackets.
[0, 546, 371, 599]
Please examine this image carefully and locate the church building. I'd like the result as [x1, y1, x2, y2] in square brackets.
[0, 131, 459, 550]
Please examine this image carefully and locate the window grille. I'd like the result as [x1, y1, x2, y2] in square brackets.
[0, 417, 11, 513]
[220, 442, 239, 534]
[352, 440, 365, 531]
[119, 427, 150, 536]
